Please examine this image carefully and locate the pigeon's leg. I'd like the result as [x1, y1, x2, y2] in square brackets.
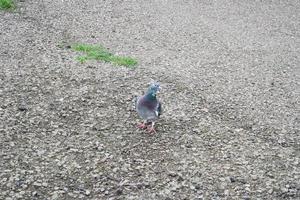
[137, 120, 147, 129]
[147, 122, 157, 134]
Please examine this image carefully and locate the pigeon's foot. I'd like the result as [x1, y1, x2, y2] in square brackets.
[147, 127, 157, 134]
[137, 123, 147, 129]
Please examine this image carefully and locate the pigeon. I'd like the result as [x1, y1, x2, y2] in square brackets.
[135, 82, 162, 134]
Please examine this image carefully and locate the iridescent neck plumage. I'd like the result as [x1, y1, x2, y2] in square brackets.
[145, 91, 157, 100]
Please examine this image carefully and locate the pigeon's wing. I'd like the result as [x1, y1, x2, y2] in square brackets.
[156, 101, 162, 117]
[133, 96, 139, 110]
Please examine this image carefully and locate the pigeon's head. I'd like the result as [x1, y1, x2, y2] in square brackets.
[147, 81, 161, 96]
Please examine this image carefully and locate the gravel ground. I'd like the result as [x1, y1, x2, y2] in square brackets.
[1, 0, 299, 199]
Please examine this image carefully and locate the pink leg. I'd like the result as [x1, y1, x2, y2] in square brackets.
[147, 122, 157, 134]
[137, 121, 147, 129]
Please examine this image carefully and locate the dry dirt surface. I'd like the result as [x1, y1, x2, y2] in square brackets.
[1, 0, 299, 199]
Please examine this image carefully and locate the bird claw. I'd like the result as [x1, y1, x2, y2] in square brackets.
[137, 123, 147, 129]
[137, 123, 157, 134]
[147, 127, 157, 134]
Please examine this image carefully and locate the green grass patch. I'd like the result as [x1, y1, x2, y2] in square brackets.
[0, 0, 15, 10]
[72, 43, 137, 68]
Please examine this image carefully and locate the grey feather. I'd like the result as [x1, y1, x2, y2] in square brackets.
[135, 95, 162, 122]
[135, 82, 162, 123]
